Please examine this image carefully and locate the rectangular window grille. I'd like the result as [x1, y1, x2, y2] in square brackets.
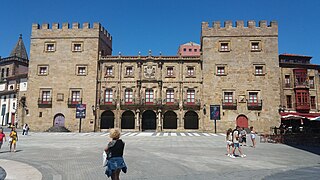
[217, 67, 225, 75]
[224, 92, 233, 103]
[166, 89, 174, 103]
[187, 67, 195, 76]
[42, 91, 51, 102]
[248, 92, 258, 103]
[255, 66, 263, 75]
[167, 67, 174, 76]
[39, 67, 47, 75]
[145, 89, 154, 103]
[106, 67, 113, 76]
[125, 89, 133, 103]
[126, 67, 133, 76]
[187, 89, 195, 103]
[105, 89, 113, 103]
[78, 67, 86, 75]
[71, 91, 80, 103]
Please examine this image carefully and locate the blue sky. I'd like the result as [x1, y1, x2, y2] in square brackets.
[1, 0, 320, 63]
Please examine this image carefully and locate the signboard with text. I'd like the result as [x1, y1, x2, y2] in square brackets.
[76, 104, 86, 119]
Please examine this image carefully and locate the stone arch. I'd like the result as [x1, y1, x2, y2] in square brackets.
[142, 110, 156, 131]
[184, 111, 199, 129]
[121, 110, 135, 129]
[101, 110, 114, 129]
[53, 113, 65, 127]
[236, 115, 248, 128]
[163, 111, 177, 129]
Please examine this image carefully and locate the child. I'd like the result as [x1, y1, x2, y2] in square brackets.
[9, 127, 18, 152]
[0, 128, 6, 150]
[226, 128, 233, 157]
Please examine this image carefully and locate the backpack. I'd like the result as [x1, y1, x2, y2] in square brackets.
[232, 129, 240, 142]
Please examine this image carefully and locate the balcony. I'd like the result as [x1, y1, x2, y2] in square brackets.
[284, 83, 291, 88]
[140, 98, 162, 106]
[38, 98, 52, 108]
[183, 99, 201, 110]
[120, 98, 138, 109]
[222, 100, 237, 110]
[67, 98, 82, 108]
[247, 100, 262, 110]
[295, 102, 310, 112]
[294, 81, 309, 89]
[99, 99, 117, 110]
[162, 99, 179, 110]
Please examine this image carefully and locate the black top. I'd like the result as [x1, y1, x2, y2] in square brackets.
[108, 139, 125, 158]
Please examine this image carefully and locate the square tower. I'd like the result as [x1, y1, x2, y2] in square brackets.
[26, 22, 112, 132]
[201, 20, 280, 132]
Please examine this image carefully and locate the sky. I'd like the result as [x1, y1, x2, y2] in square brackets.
[1, 0, 320, 63]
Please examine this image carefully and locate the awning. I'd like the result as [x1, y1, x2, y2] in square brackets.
[280, 112, 320, 120]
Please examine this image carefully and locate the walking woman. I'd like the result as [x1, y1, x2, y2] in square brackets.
[9, 127, 18, 152]
[250, 126, 257, 148]
[226, 128, 233, 157]
[104, 128, 127, 180]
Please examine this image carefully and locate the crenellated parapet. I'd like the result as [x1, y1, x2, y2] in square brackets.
[201, 20, 278, 37]
[31, 22, 112, 48]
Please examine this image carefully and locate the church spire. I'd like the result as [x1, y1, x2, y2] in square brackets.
[10, 34, 28, 60]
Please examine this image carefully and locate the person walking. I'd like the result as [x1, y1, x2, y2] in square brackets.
[0, 128, 6, 150]
[231, 126, 246, 158]
[226, 128, 233, 157]
[104, 128, 127, 180]
[250, 126, 257, 148]
[240, 127, 247, 146]
[9, 127, 18, 152]
[22, 123, 27, 135]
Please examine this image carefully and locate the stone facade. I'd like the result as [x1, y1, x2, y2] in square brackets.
[97, 55, 201, 132]
[25, 23, 112, 132]
[201, 20, 281, 133]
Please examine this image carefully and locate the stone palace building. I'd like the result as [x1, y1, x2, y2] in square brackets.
[23, 20, 308, 133]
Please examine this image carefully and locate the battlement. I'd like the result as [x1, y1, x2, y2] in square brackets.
[32, 22, 112, 41]
[201, 20, 278, 37]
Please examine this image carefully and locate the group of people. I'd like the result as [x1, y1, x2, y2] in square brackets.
[0, 126, 19, 152]
[226, 126, 257, 158]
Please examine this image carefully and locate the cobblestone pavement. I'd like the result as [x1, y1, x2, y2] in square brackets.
[0, 132, 319, 180]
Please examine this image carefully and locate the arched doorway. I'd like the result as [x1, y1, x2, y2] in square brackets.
[142, 110, 156, 131]
[236, 115, 248, 128]
[121, 110, 135, 129]
[184, 111, 199, 129]
[101, 110, 114, 129]
[163, 111, 177, 129]
[54, 113, 65, 127]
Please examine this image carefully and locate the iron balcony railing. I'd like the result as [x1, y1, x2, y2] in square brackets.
[247, 100, 262, 110]
[222, 100, 237, 110]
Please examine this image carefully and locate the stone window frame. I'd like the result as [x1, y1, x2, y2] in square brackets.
[44, 42, 56, 52]
[105, 66, 114, 77]
[186, 66, 196, 78]
[57, 93, 64, 101]
[37, 65, 49, 76]
[253, 63, 266, 76]
[72, 41, 84, 52]
[39, 88, 52, 102]
[223, 91, 235, 103]
[124, 65, 134, 78]
[69, 88, 83, 104]
[250, 40, 262, 52]
[247, 90, 261, 104]
[219, 40, 231, 52]
[215, 64, 227, 76]
[166, 66, 175, 78]
[76, 64, 88, 76]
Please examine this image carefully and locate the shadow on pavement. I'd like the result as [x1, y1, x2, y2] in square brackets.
[0, 150, 23, 154]
[285, 144, 320, 155]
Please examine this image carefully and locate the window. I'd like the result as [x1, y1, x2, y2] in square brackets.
[309, 76, 314, 89]
[125, 67, 133, 76]
[77, 66, 86, 75]
[183, 48, 186, 52]
[105, 89, 113, 103]
[1, 69, 4, 78]
[255, 66, 263, 75]
[6, 68, 9, 77]
[45, 43, 55, 52]
[145, 89, 154, 104]
[106, 66, 113, 76]
[189, 48, 192, 52]
[286, 95, 292, 108]
[219, 42, 230, 52]
[41, 91, 51, 103]
[224, 92, 233, 103]
[217, 66, 225, 75]
[57, 93, 64, 101]
[295, 90, 309, 106]
[311, 96, 316, 109]
[294, 69, 307, 86]
[194, 49, 197, 52]
[285, 75, 290, 88]
[167, 67, 174, 77]
[248, 92, 258, 104]
[187, 89, 195, 104]
[187, 67, 195, 76]
[73, 44, 82, 51]
[166, 89, 174, 103]
[39, 67, 47, 75]
[251, 42, 261, 51]
[125, 89, 133, 103]
[71, 91, 81, 104]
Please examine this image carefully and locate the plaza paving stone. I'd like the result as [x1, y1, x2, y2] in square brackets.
[0, 132, 319, 180]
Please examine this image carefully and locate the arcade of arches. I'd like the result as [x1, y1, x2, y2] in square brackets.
[99, 110, 200, 131]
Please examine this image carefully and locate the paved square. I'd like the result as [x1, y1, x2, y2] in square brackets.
[0, 132, 319, 180]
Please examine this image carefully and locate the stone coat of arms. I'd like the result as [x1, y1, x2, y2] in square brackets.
[144, 65, 156, 79]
